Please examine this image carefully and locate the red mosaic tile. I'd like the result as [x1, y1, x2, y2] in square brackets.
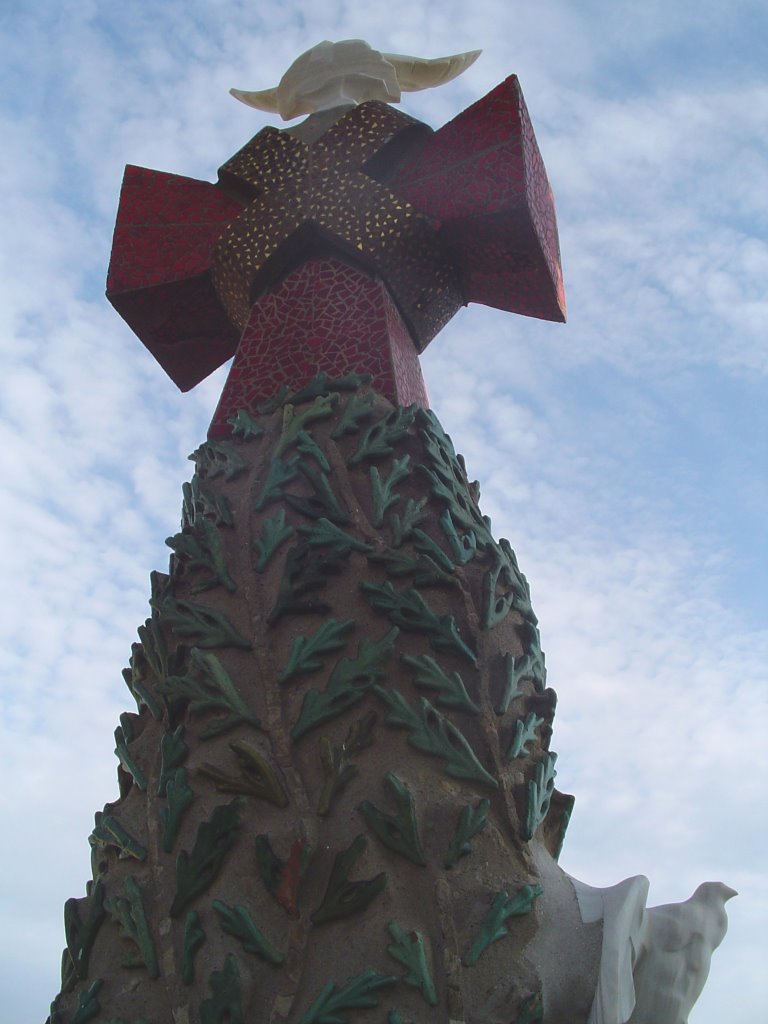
[208, 256, 427, 435]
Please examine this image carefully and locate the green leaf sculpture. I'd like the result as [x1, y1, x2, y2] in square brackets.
[105, 876, 159, 977]
[160, 768, 194, 853]
[317, 711, 377, 816]
[61, 880, 105, 992]
[200, 954, 243, 1024]
[386, 923, 437, 1005]
[373, 690, 497, 789]
[444, 799, 490, 869]
[227, 409, 265, 440]
[299, 968, 397, 1024]
[370, 455, 411, 526]
[311, 835, 387, 925]
[212, 900, 284, 964]
[253, 509, 294, 571]
[360, 582, 476, 662]
[463, 884, 543, 966]
[114, 714, 147, 791]
[170, 802, 240, 918]
[349, 405, 417, 465]
[160, 648, 259, 739]
[189, 440, 248, 481]
[182, 911, 205, 985]
[157, 725, 189, 796]
[198, 739, 288, 806]
[506, 713, 545, 760]
[292, 628, 399, 739]
[280, 618, 355, 685]
[166, 518, 236, 594]
[523, 753, 557, 841]
[358, 773, 426, 866]
[90, 813, 147, 862]
[330, 390, 375, 438]
[402, 653, 478, 713]
[70, 978, 103, 1024]
[151, 593, 250, 650]
[254, 456, 300, 511]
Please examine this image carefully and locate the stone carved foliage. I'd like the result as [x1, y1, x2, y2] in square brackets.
[51, 378, 565, 1024]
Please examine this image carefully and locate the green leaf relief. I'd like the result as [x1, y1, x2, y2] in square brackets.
[227, 408, 265, 440]
[367, 549, 455, 589]
[298, 516, 372, 554]
[286, 463, 349, 523]
[311, 835, 387, 925]
[157, 725, 189, 796]
[198, 739, 288, 806]
[268, 543, 345, 625]
[200, 954, 243, 1024]
[360, 582, 476, 663]
[275, 395, 337, 456]
[254, 509, 294, 572]
[170, 802, 240, 918]
[254, 835, 312, 918]
[506, 713, 545, 760]
[444, 799, 490, 869]
[212, 900, 284, 964]
[122, 645, 163, 720]
[402, 653, 478, 713]
[386, 923, 437, 1006]
[373, 690, 497, 790]
[411, 528, 455, 573]
[151, 593, 250, 650]
[90, 813, 147, 861]
[105, 876, 159, 978]
[349, 405, 417, 465]
[279, 618, 355, 685]
[515, 993, 544, 1024]
[296, 430, 331, 471]
[299, 969, 397, 1024]
[189, 440, 247, 481]
[61, 879, 105, 992]
[114, 714, 147, 791]
[523, 753, 557, 841]
[496, 649, 547, 715]
[160, 768, 194, 853]
[390, 497, 428, 547]
[166, 518, 236, 594]
[463, 884, 543, 966]
[182, 473, 234, 529]
[182, 911, 205, 985]
[160, 648, 259, 739]
[370, 455, 411, 526]
[358, 773, 426, 866]
[70, 979, 103, 1024]
[292, 628, 399, 740]
[331, 390, 375, 438]
[440, 509, 477, 565]
[254, 456, 300, 511]
[317, 711, 377, 817]
[482, 547, 537, 631]
[290, 371, 373, 405]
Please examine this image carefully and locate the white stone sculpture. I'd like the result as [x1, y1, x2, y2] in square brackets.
[230, 38, 481, 120]
[569, 875, 736, 1024]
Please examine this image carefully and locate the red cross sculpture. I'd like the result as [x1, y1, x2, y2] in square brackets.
[107, 76, 565, 436]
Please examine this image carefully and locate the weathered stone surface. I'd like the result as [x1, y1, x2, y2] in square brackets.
[48, 381, 599, 1024]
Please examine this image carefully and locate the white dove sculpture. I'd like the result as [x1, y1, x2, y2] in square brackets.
[230, 38, 481, 120]
[569, 875, 736, 1024]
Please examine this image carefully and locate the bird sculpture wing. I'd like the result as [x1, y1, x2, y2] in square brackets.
[568, 874, 651, 1024]
[381, 49, 482, 91]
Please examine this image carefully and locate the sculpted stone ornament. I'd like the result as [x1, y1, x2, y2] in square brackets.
[230, 39, 482, 120]
[48, 39, 733, 1024]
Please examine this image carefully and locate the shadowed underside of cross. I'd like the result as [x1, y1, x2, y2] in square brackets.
[107, 76, 565, 436]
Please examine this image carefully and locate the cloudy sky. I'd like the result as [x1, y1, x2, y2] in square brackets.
[1, 2, 766, 1022]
